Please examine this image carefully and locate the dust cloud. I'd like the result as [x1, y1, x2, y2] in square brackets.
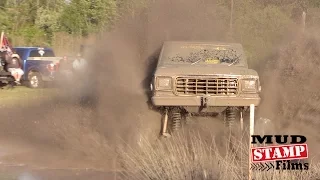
[256, 32, 320, 160]
[0, 0, 319, 173]
[0, 0, 228, 169]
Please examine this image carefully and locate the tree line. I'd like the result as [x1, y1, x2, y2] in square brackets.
[0, 0, 123, 43]
[0, 0, 319, 57]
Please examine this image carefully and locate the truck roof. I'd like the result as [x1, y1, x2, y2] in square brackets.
[163, 41, 243, 48]
[13, 47, 56, 59]
[14, 47, 53, 50]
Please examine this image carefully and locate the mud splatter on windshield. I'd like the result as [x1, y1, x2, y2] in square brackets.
[161, 43, 245, 66]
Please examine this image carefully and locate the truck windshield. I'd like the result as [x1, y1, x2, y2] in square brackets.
[161, 44, 246, 66]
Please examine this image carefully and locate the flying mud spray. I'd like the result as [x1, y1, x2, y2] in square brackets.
[0, 0, 320, 179]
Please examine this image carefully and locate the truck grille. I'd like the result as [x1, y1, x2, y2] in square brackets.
[175, 77, 239, 96]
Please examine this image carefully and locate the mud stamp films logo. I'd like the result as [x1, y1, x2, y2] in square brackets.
[250, 135, 309, 171]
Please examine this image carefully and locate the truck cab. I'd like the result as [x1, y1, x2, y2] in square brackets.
[13, 47, 61, 88]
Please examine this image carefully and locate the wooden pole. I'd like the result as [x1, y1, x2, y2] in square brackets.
[113, 154, 117, 180]
[240, 108, 244, 177]
[240, 109, 243, 132]
[229, 0, 234, 39]
[302, 11, 306, 33]
[248, 104, 255, 180]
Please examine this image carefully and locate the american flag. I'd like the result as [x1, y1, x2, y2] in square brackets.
[0, 31, 13, 56]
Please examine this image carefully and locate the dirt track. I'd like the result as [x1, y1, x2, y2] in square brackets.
[1, 0, 320, 179]
[0, 166, 122, 180]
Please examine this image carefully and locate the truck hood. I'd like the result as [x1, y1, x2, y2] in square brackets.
[154, 65, 259, 77]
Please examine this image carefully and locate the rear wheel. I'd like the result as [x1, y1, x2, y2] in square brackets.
[28, 72, 44, 88]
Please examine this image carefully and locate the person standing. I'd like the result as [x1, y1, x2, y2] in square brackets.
[72, 53, 88, 73]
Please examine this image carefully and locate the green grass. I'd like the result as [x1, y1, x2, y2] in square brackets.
[0, 173, 16, 180]
[0, 86, 58, 107]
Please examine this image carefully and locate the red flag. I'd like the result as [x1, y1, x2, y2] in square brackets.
[0, 31, 13, 56]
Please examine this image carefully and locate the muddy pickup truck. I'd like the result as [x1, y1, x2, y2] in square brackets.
[150, 41, 262, 136]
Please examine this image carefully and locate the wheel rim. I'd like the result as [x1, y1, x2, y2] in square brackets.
[30, 76, 39, 87]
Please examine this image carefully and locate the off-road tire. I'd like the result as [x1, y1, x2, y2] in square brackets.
[28, 72, 44, 89]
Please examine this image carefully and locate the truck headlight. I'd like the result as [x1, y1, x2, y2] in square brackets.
[242, 79, 258, 92]
[150, 83, 153, 91]
[156, 76, 172, 90]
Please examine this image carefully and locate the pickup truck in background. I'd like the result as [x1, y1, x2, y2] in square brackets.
[13, 47, 62, 88]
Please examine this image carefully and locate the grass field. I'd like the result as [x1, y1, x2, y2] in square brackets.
[0, 86, 58, 107]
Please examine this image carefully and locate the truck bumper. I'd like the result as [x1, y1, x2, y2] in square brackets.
[152, 95, 261, 107]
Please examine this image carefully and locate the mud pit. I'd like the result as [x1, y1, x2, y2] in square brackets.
[0, 0, 320, 179]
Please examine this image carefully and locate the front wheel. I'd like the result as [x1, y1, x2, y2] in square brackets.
[28, 72, 44, 89]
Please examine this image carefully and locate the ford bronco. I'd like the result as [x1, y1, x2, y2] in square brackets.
[150, 41, 262, 136]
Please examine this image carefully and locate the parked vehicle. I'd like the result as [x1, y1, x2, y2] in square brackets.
[13, 47, 62, 88]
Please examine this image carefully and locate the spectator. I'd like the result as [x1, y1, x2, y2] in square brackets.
[6, 52, 24, 85]
[72, 53, 88, 73]
[59, 56, 72, 70]
[0, 48, 6, 69]
[60, 56, 67, 64]
[57, 56, 73, 81]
